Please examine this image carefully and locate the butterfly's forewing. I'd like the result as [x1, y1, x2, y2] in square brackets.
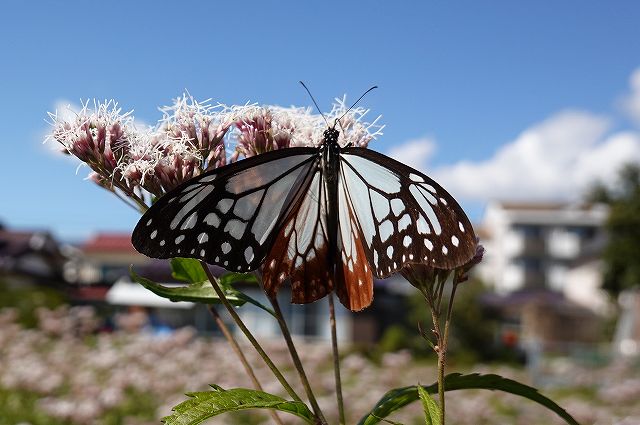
[132, 147, 318, 271]
[340, 148, 476, 278]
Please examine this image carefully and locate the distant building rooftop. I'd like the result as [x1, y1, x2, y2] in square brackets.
[83, 233, 138, 254]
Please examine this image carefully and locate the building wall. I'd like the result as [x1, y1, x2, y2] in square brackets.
[478, 202, 608, 297]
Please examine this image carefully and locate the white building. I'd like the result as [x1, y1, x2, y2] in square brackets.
[477, 201, 609, 313]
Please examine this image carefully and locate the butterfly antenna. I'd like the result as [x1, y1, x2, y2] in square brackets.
[337, 85, 378, 124]
[299, 81, 330, 127]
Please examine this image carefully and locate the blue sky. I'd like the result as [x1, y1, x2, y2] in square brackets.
[2, 1, 640, 241]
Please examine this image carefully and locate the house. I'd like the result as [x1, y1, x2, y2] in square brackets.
[81, 233, 151, 284]
[0, 226, 68, 287]
[477, 201, 608, 307]
[476, 201, 612, 353]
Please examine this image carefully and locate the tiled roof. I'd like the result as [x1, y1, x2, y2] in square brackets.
[83, 233, 138, 253]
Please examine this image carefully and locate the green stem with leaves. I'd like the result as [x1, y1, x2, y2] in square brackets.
[199, 261, 304, 405]
[269, 296, 328, 425]
[206, 305, 285, 425]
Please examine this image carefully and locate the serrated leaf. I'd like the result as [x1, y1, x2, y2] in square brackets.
[162, 386, 316, 425]
[417, 385, 440, 425]
[130, 268, 245, 306]
[358, 373, 579, 425]
[171, 258, 208, 283]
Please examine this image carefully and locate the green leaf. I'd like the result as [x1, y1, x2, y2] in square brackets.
[219, 272, 259, 288]
[417, 385, 440, 425]
[358, 373, 580, 425]
[170, 258, 208, 283]
[162, 386, 316, 425]
[130, 268, 246, 306]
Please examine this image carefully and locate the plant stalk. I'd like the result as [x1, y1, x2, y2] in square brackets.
[269, 296, 328, 425]
[429, 304, 446, 425]
[199, 261, 304, 404]
[206, 305, 285, 425]
[329, 293, 346, 425]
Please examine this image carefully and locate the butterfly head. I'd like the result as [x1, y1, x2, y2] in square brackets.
[323, 126, 340, 146]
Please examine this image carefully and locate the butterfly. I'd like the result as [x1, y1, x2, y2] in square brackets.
[132, 100, 476, 311]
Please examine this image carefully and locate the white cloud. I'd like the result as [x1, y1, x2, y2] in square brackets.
[622, 67, 640, 124]
[389, 110, 640, 203]
[386, 137, 436, 170]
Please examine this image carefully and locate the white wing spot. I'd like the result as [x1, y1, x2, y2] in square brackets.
[221, 242, 231, 254]
[160, 240, 165, 246]
[391, 198, 405, 216]
[398, 214, 411, 231]
[204, 213, 221, 227]
[244, 246, 254, 264]
[224, 219, 245, 239]
[420, 182, 437, 194]
[442, 245, 448, 255]
[180, 212, 198, 230]
[373, 250, 379, 267]
[409, 173, 424, 183]
[150, 230, 157, 239]
[386, 245, 394, 259]
[451, 235, 459, 247]
[403, 235, 412, 247]
[198, 233, 209, 244]
[371, 190, 390, 221]
[425, 239, 433, 251]
[379, 220, 394, 242]
[218, 198, 233, 214]
[440, 198, 448, 206]
[175, 235, 185, 244]
[200, 249, 205, 257]
[146, 218, 153, 226]
[459, 221, 465, 233]
[190, 249, 195, 254]
[409, 253, 414, 260]
[416, 216, 430, 234]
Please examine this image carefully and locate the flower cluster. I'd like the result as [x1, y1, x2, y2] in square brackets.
[47, 93, 384, 211]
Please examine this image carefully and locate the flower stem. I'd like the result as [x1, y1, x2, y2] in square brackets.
[329, 293, 346, 425]
[429, 304, 446, 425]
[206, 305, 284, 425]
[269, 296, 328, 425]
[198, 261, 304, 404]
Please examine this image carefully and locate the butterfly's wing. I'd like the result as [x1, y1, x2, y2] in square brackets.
[132, 147, 319, 272]
[262, 162, 373, 311]
[340, 147, 477, 278]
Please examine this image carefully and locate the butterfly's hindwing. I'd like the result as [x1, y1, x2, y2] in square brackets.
[335, 172, 373, 311]
[340, 148, 476, 278]
[132, 147, 318, 271]
[262, 164, 334, 304]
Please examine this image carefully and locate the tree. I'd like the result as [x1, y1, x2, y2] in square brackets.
[586, 163, 640, 297]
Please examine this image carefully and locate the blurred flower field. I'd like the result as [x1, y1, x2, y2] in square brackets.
[1, 306, 639, 425]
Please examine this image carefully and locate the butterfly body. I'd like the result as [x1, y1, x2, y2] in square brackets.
[133, 124, 476, 311]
